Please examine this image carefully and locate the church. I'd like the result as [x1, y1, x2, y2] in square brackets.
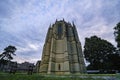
[39, 19, 86, 74]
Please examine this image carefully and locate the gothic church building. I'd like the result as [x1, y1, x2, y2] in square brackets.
[39, 20, 86, 74]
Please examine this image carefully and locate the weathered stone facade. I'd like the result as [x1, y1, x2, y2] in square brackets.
[40, 20, 86, 74]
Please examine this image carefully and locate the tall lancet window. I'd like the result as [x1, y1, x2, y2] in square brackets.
[58, 24, 62, 39]
[58, 64, 61, 70]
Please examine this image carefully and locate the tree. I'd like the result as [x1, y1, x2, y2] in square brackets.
[113, 22, 120, 71]
[0, 45, 17, 64]
[114, 22, 120, 50]
[84, 36, 116, 71]
[107, 53, 120, 71]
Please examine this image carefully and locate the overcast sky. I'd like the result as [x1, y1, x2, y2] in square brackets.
[0, 0, 120, 64]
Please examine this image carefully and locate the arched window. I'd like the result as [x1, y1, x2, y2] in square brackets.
[58, 25, 62, 39]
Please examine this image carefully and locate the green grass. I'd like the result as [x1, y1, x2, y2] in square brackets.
[116, 73, 120, 79]
[0, 73, 119, 80]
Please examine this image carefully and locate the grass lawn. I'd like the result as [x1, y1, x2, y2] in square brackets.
[0, 73, 119, 80]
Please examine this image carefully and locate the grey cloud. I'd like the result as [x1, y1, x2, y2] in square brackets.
[0, 0, 13, 18]
[0, 0, 120, 63]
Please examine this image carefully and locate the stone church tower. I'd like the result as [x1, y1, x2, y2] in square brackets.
[40, 20, 86, 74]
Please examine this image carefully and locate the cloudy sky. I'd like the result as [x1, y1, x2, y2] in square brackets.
[0, 0, 120, 64]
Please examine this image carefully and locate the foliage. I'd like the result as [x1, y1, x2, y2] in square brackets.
[0, 45, 17, 61]
[0, 59, 8, 65]
[114, 22, 120, 50]
[84, 36, 117, 71]
[0, 45, 17, 67]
